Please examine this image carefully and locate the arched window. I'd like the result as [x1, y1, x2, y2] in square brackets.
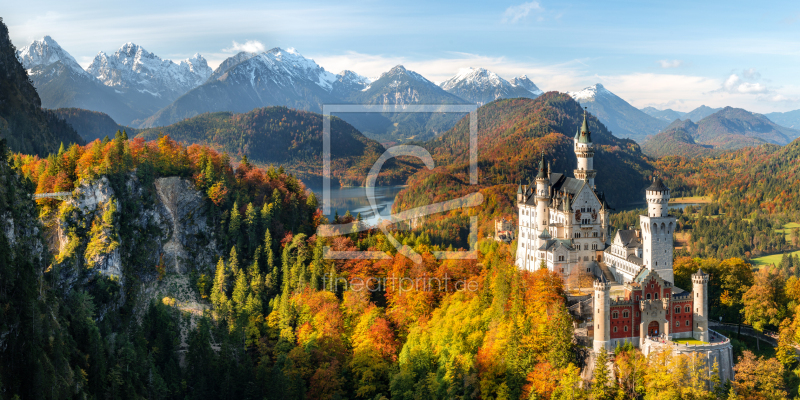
[686, 320, 690, 326]
[675, 321, 679, 327]
[612, 311, 618, 318]
[613, 327, 618, 333]
[654, 293, 659, 300]
[675, 307, 680, 314]
[646, 293, 651, 299]
[685, 306, 690, 313]
[623, 311, 629, 318]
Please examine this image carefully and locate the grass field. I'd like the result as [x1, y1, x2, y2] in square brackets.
[674, 231, 691, 252]
[669, 196, 712, 204]
[751, 249, 800, 267]
[775, 222, 800, 239]
[672, 338, 708, 345]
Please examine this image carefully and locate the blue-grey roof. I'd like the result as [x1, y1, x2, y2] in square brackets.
[646, 177, 668, 192]
[549, 173, 586, 195]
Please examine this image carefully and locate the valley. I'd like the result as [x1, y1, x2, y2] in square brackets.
[4, 8, 800, 400]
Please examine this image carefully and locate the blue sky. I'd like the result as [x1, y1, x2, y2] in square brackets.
[4, 0, 800, 112]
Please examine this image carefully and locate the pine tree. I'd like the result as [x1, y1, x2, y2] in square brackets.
[228, 247, 240, 277]
[229, 202, 241, 244]
[260, 202, 274, 229]
[232, 270, 249, 316]
[245, 202, 257, 253]
[590, 350, 614, 400]
[211, 258, 229, 311]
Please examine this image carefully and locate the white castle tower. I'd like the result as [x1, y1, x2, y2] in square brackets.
[535, 154, 550, 239]
[639, 177, 675, 283]
[593, 276, 611, 353]
[692, 269, 710, 342]
[573, 109, 596, 187]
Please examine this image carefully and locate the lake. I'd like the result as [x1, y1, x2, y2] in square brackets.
[308, 185, 407, 227]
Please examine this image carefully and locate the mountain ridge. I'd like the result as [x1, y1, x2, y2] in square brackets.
[567, 83, 667, 142]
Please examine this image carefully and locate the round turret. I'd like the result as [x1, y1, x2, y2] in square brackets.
[692, 269, 710, 342]
[593, 276, 611, 353]
[645, 177, 670, 218]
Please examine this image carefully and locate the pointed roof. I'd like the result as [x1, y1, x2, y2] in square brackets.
[578, 108, 592, 143]
[517, 184, 523, 194]
[646, 177, 668, 192]
[538, 229, 552, 240]
[536, 152, 548, 179]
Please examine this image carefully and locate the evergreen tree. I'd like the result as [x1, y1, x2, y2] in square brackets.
[229, 201, 241, 244]
[229, 246, 240, 277]
[590, 351, 614, 400]
[211, 258, 229, 309]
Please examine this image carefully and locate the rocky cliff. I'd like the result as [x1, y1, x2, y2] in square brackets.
[51, 173, 219, 318]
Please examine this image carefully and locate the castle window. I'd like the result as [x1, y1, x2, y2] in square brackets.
[646, 294, 651, 300]
[613, 311, 618, 318]
[636, 296, 640, 301]
[624, 326, 628, 332]
[686, 320, 690, 326]
[675, 307, 680, 314]
[675, 321, 679, 327]
[613, 327, 618, 333]
[685, 306, 690, 312]
[623, 311, 629, 318]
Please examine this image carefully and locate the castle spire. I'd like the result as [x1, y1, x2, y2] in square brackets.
[578, 107, 592, 143]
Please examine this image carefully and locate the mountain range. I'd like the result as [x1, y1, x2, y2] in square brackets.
[438, 67, 542, 105]
[17, 33, 800, 150]
[641, 106, 800, 158]
[567, 83, 668, 142]
[765, 109, 800, 130]
[17, 36, 212, 126]
[0, 22, 82, 155]
[16, 35, 548, 144]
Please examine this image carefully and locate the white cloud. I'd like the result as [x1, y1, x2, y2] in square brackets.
[657, 59, 683, 68]
[721, 71, 768, 94]
[224, 40, 265, 54]
[502, 1, 543, 24]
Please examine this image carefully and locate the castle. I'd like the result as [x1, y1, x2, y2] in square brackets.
[515, 111, 734, 381]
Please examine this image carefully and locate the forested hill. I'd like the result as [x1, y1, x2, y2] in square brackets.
[135, 106, 420, 186]
[642, 107, 800, 158]
[47, 108, 133, 142]
[394, 93, 655, 214]
[0, 18, 83, 155]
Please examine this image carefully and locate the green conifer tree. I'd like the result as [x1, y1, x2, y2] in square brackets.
[228, 202, 241, 244]
[211, 258, 229, 311]
[228, 247, 240, 277]
[590, 350, 614, 400]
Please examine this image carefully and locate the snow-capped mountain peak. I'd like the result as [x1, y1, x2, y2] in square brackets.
[379, 65, 430, 84]
[439, 68, 542, 105]
[567, 83, 614, 101]
[439, 67, 505, 91]
[86, 42, 212, 100]
[509, 75, 544, 96]
[16, 36, 86, 76]
[261, 47, 337, 91]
